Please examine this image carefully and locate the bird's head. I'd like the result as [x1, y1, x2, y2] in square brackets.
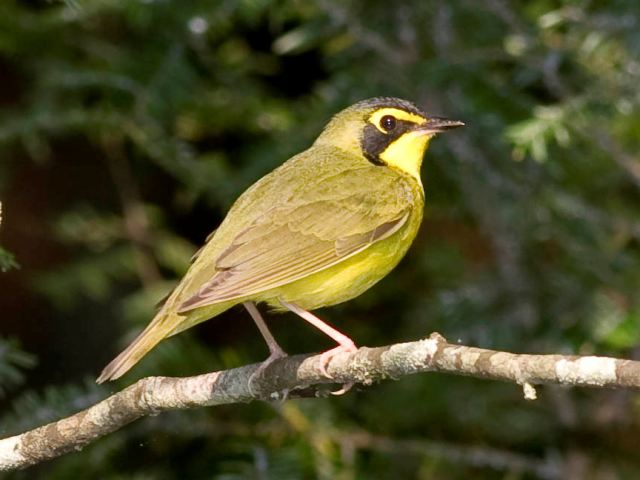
[315, 97, 464, 181]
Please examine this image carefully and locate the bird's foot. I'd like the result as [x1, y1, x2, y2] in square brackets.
[318, 341, 357, 395]
[248, 346, 288, 398]
[318, 340, 357, 378]
[277, 299, 358, 396]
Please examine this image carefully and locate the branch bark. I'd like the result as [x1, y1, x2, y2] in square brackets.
[2, 332, 640, 471]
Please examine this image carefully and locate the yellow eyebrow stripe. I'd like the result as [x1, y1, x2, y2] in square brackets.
[368, 108, 425, 133]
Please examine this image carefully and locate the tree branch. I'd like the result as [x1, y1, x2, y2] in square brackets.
[2, 332, 640, 471]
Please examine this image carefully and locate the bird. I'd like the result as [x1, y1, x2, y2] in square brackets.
[97, 97, 464, 384]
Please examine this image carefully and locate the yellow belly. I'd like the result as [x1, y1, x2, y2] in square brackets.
[261, 206, 423, 311]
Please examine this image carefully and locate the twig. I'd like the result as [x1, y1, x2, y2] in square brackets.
[2, 332, 640, 471]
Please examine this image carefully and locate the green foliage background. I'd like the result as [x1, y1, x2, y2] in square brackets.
[1, 0, 640, 478]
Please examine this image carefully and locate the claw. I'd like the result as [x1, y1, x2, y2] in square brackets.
[318, 341, 357, 378]
[318, 342, 357, 396]
[331, 382, 354, 396]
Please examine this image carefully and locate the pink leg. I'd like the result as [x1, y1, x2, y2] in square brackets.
[244, 301, 287, 358]
[280, 299, 357, 379]
[244, 301, 288, 395]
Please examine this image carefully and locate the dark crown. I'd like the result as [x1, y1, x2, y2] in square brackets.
[350, 97, 426, 117]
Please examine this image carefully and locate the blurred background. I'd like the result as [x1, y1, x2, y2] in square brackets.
[1, 0, 640, 478]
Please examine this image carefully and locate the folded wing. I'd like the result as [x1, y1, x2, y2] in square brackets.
[178, 172, 413, 312]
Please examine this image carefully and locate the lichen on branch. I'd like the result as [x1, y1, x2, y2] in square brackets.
[2, 332, 640, 472]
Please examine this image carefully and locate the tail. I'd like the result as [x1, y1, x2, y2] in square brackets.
[97, 300, 233, 383]
[96, 313, 178, 383]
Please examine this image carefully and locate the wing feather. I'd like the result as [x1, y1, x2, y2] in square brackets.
[178, 169, 415, 312]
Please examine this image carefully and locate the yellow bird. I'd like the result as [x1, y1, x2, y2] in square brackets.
[97, 97, 463, 384]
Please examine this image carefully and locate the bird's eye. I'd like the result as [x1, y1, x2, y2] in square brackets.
[379, 115, 397, 132]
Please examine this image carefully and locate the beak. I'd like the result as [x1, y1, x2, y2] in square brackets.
[414, 117, 465, 134]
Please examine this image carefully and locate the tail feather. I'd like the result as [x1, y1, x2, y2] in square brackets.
[97, 302, 232, 383]
[96, 314, 176, 383]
